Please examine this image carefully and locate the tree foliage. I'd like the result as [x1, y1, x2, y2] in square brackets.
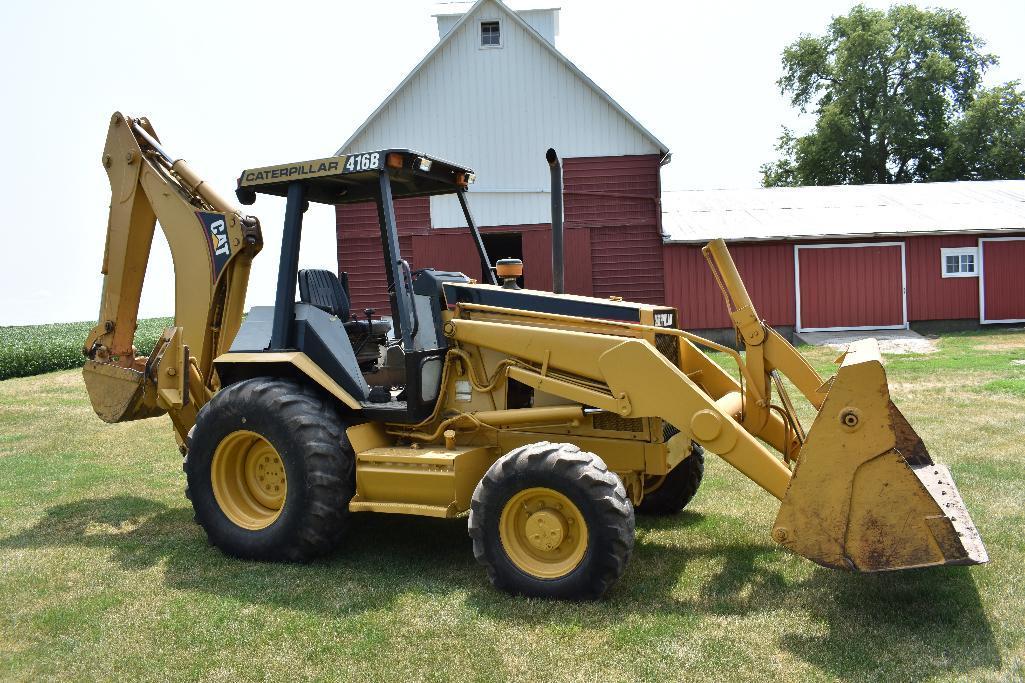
[761, 4, 1025, 186]
[936, 82, 1025, 180]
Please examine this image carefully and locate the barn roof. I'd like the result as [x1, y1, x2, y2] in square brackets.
[333, 0, 669, 158]
[662, 179, 1025, 244]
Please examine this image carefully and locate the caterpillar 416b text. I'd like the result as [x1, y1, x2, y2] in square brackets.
[84, 113, 986, 598]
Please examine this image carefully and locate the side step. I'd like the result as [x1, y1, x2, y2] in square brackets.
[348, 498, 457, 518]
[346, 422, 496, 518]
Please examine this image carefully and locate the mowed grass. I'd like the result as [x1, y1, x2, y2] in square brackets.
[0, 330, 1023, 682]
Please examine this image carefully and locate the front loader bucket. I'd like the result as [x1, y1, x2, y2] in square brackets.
[773, 339, 987, 572]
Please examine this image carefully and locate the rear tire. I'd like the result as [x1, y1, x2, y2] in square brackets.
[468, 442, 634, 599]
[185, 377, 355, 562]
[636, 444, 704, 515]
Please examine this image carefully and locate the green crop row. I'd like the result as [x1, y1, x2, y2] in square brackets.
[0, 317, 172, 381]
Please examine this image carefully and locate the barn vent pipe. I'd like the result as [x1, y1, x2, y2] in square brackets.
[546, 148, 564, 294]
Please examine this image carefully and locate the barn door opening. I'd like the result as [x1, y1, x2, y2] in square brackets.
[482, 232, 524, 288]
[795, 242, 908, 332]
[979, 237, 1025, 324]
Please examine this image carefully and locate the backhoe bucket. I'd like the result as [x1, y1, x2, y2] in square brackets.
[83, 360, 165, 423]
[773, 339, 987, 571]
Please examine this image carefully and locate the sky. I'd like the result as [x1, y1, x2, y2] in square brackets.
[0, 0, 1021, 326]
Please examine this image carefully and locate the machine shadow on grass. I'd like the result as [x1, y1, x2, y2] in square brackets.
[627, 528, 1000, 679]
[1, 495, 999, 679]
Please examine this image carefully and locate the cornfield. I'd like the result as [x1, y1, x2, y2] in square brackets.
[0, 317, 172, 381]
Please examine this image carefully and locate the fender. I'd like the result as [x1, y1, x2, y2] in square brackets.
[214, 352, 362, 410]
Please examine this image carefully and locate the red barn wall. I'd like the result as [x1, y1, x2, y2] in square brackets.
[797, 244, 905, 329]
[662, 242, 795, 330]
[335, 162, 1018, 331]
[905, 234, 979, 321]
[564, 155, 664, 304]
[410, 223, 587, 292]
[517, 226, 593, 295]
[980, 238, 1025, 322]
[411, 230, 483, 281]
[336, 154, 660, 311]
[664, 232, 1023, 332]
[336, 196, 429, 313]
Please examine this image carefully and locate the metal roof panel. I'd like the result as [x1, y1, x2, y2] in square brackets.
[662, 180, 1025, 243]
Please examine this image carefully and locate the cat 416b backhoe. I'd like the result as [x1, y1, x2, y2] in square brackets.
[83, 113, 986, 598]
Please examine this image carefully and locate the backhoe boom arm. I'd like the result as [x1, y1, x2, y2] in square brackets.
[83, 112, 263, 442]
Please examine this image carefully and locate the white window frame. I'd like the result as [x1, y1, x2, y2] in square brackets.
[794, 242, 908, 333]
[479, 19, 502, 49]
[940, 247, 979, 278]
[979, 236, 1025, 324]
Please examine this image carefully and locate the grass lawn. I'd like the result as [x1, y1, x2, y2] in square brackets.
[0, 329, 1023, 681]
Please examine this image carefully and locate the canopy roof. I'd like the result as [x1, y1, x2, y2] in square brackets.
[237, 149, 474, 205]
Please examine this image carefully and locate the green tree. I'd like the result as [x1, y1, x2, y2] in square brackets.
[934, 82, 1025, 180]
[761, 4, 1025, 186]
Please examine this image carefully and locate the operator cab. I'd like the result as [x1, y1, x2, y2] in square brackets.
[226, 149, 496, 423]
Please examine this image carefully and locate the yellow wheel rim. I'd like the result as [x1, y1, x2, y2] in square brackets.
[499, 487, 588, 579]
[211, 430, 287, 530]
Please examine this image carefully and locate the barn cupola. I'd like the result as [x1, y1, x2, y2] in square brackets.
[434, 2, 560, 46]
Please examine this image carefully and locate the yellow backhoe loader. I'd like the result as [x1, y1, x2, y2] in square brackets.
[84, 112, 986, 598]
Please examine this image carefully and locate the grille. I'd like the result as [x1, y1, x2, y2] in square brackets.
[654, 333, 680, 367]
[592, 412, 645, 433]
[662, 422, 680, 443]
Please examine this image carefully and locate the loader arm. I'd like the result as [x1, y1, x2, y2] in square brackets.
[448, 239, 986, 573]
[82, 112, 263, 441]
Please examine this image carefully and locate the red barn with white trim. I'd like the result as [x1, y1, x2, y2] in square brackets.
[661, 180, 1025, 340]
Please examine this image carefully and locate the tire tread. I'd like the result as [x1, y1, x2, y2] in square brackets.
[186, 377, 355, 562]
[468, 442, 635, 599]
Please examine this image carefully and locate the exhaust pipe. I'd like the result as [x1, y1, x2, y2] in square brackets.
[546, 148, 564, 294]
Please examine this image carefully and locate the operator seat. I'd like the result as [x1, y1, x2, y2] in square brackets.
[297, 269, 390, 336]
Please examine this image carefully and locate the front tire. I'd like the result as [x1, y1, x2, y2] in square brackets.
[468, 442, 634, 599]
[185, 377, 355, 562]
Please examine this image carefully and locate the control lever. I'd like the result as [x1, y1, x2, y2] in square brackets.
[351, 308, 377, 356]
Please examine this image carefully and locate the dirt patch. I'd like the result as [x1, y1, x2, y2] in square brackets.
[798, 330, 938, 355]
[976, 342, 1025, 352]
[878, 337, 937, 354]
[820, 337, 938, 355]
[888, 378, 963, 394]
